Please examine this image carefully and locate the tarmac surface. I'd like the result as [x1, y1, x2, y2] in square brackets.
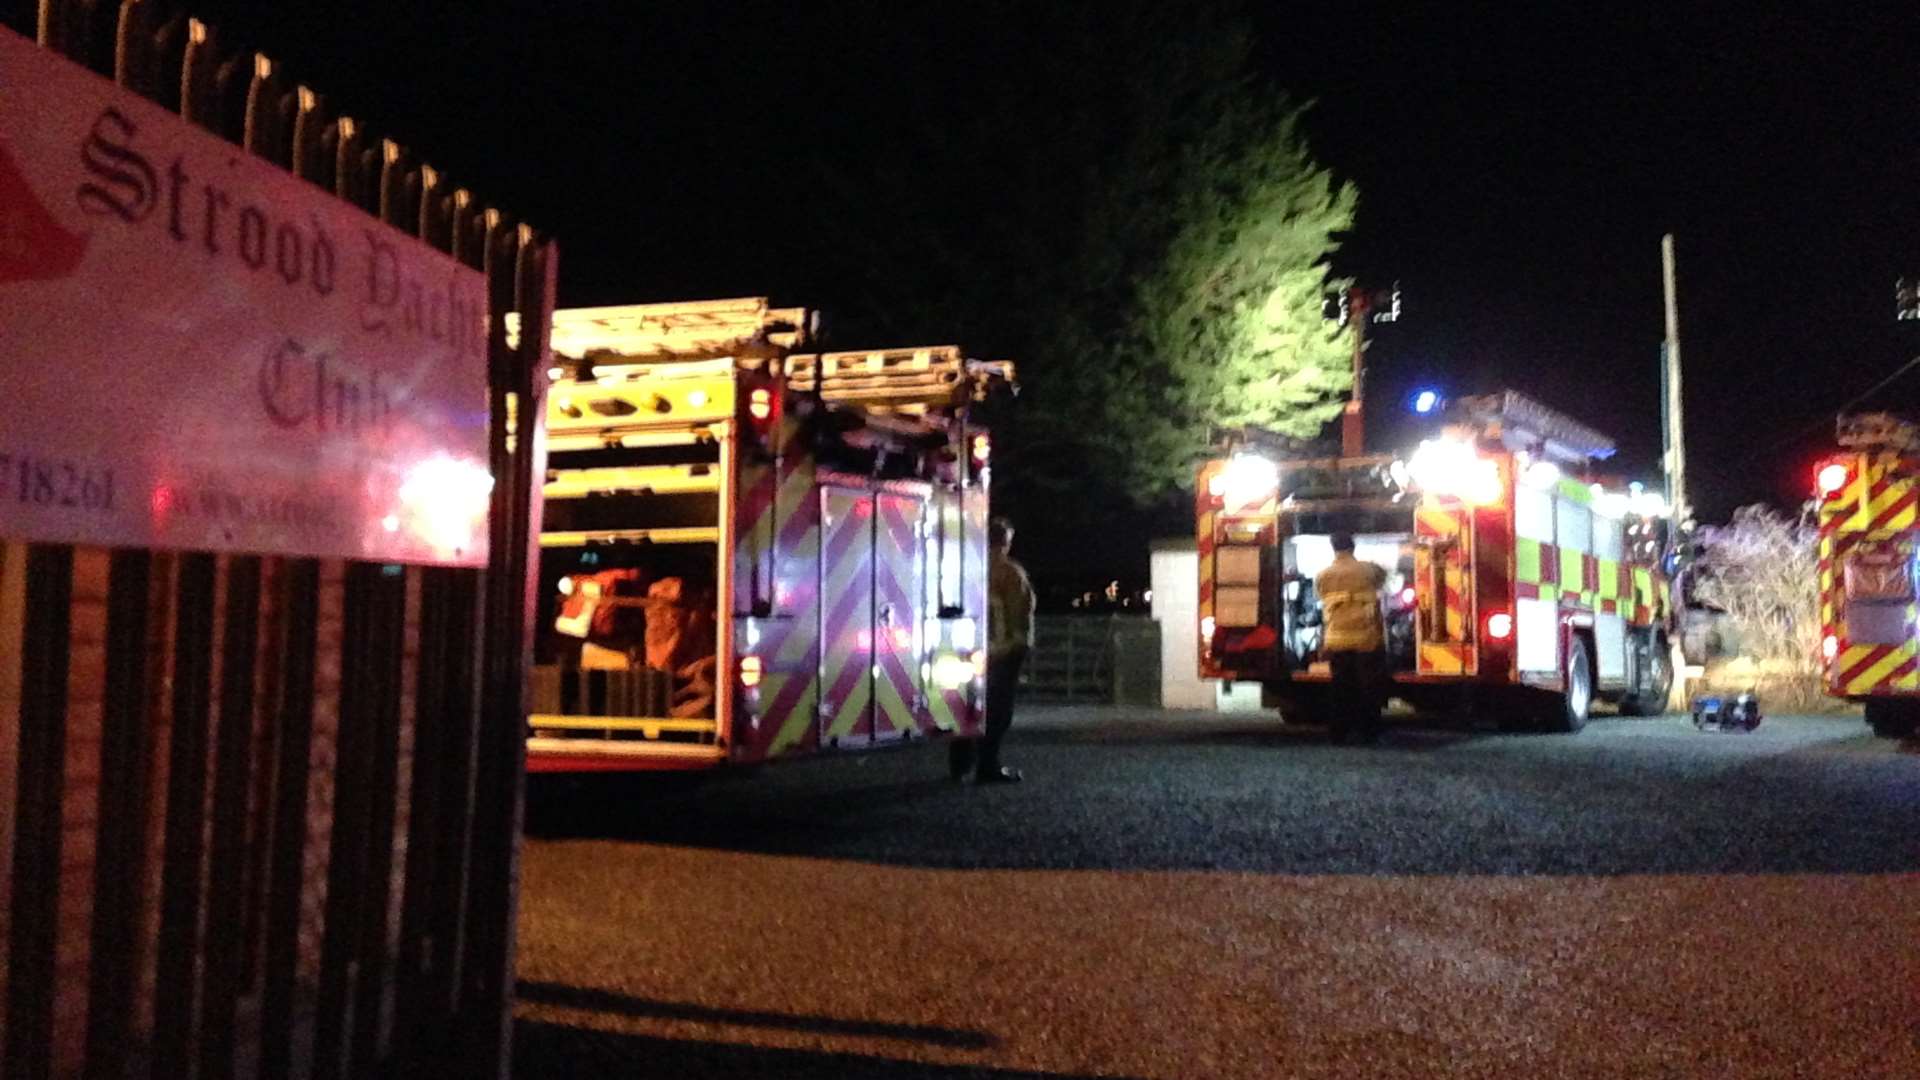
[514, 707, 1920, 1078]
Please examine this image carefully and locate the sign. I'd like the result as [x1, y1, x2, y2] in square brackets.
[0, 28, 492, 566]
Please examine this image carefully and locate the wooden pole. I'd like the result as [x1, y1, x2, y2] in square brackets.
[1661, 235, 1689, 525]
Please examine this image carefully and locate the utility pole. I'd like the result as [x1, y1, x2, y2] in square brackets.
[1661, 235, 1689, 527]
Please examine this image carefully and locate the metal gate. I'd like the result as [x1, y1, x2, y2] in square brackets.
[0, 4, 552, 1078]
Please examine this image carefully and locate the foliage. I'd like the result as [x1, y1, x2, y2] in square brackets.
[1115, 106, 1357, 493]
[1690, 504, 1825, 707]
[799, 0, 1356, 527]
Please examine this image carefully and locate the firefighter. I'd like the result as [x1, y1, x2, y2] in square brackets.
[1315, 531, 1388, 743]
[951, 516, 1035, 783]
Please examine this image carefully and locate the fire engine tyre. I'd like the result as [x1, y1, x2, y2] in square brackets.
[1544, 635, 1593, 733]
[1863, 700, 1919, 739]
[1618, 635, 1673, 717]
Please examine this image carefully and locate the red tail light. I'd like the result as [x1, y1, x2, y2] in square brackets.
[1816, 462, 1850, 498]
[1485, 611, 1513, 640]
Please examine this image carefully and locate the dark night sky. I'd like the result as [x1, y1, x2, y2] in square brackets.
[26, 2, 1920, 572]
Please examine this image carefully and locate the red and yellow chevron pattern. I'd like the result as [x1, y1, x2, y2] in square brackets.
[733, 408, 984, 759]
[1818, 451, 1920, 698]
[1196, 480, 1218, 676]
[733, 411, 824, 760]
[1415, 505, 1474, 675]
[926, 491, 988, 735]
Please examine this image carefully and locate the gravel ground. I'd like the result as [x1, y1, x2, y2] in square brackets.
[515, 709, 1920, 1078]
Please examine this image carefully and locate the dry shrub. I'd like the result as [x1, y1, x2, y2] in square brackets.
[1690, 505, 1835, 712]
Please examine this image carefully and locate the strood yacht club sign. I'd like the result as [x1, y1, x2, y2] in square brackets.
[0, 27, 492, 565]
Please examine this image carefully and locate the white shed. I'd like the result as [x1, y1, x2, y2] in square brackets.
[1149, 539, 1266, 712]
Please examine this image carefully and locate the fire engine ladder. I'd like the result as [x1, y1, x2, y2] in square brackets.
[537, 298, 813, 548]
[1837, 412, 1920, 452]
[785, 346, 1014, 415]
[1454, 389, 1617, 465]
[514, 295, 812, 366]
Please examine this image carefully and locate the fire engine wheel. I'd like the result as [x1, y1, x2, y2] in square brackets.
[1543, 635, 1593, 733]
[1618, 636, 1673, 717]
[1863, 700, 1919, 739]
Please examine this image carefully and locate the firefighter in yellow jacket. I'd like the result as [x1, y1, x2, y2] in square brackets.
[951, 516, 1035, 783]
[1314, 532, 1388, 743]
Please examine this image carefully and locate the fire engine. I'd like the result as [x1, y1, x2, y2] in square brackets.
[1196, 390, 1674, 731]
[1814, 413, 1920, 738]
[526, 297, 1011, 772]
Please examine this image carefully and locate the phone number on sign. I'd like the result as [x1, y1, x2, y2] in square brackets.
[0, 450, 115, 512]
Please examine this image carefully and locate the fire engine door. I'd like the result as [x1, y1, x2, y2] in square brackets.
[819, 488, 928, 745]
[1414, 506, 1476, 675]
[821, 488, 877, 746]
[872, 493, 927, 741]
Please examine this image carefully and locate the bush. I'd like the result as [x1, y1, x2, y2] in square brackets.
[1689, 505, 1833, 711]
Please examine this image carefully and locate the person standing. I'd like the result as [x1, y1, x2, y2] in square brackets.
[951, 516, 1035, 783]
[1314, 532, 1388, 743]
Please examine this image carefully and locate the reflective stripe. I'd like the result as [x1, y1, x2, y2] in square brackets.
[1596, 558, 1620, 599]
[1515, 537, 1542, 585]
[1555, 477, 1596, 505]
[1560, 546, 1586, 604]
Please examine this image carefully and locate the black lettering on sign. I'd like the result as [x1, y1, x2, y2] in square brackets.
[275, 222, 302, 285]
[202, 184, 229, 255]
[257, 337, 398, 439]
[258, 338, 311, 429]
[360, 229, 400, 335]
[166, 157, 189, 241]
[238, 206, 267, 269]
[0, 449, 115, 512]
[311, 219, 336, 294]
[75, 108, 156, 223]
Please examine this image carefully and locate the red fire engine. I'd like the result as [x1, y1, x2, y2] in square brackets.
[1196, 391, 1674, 730]
[527, 298, 1011, 771]
[1815, 413, 1920, 738]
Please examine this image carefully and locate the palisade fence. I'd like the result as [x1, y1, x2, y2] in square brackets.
[0, 2, 552, 1078]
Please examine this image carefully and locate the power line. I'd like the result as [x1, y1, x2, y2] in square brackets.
[1770, 353, 1920, 452]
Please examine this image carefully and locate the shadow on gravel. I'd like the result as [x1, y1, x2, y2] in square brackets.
[513, 1020, 1139, 1079]
[524, 714, 1920, 877]
[518, 981, 995, 1049]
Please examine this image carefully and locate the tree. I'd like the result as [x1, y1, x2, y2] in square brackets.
[795, 1, 1357, 565]
[1117, 104, 1357, 494]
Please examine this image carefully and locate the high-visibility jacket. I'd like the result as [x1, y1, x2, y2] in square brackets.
[988, 550, 1036, 659]
[1315, 553, 1387, 653]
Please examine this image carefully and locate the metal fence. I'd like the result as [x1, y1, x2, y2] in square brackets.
[1026, 615, 1159, 704]
[0, 3, 551, 1077]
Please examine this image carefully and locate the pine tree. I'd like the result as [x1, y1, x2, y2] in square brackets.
[796, 0, 1358, 550]
[1103, 102, 1357, 495]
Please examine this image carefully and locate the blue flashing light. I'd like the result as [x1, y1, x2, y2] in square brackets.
[1411, 389, 1440, 414]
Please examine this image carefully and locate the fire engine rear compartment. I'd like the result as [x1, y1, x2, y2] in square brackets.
[1276, 527, 1417, 677]
[529, 437, 725, 753]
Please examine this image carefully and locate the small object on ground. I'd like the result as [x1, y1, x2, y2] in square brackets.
[1692, 692, 1762, 732]
[977, 766, 1023, 784]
